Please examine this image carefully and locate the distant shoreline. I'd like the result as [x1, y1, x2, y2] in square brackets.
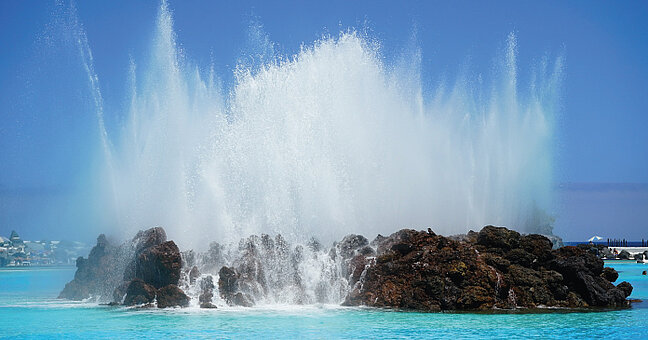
[0, 264, 75, 270]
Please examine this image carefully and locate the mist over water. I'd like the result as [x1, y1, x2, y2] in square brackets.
[73, 2, 563, 249]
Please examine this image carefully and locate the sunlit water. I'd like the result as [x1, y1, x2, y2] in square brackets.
[1, 261, 646, 339]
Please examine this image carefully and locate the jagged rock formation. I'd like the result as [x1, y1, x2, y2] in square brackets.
[58, 234, 129, 301]
[189, 266, 200, 285]
[199, 276, 217, 308]
[156, 284, 190, 308]
[342, 226, 633, 310]
[61, 225, 634, 312]
[618, 250, 631, 260]
[134, 240, 182, 288]
[122, 278, 156, 305]
[60, 227, 189, 308]
[218, 266, 254, 307]
[118, 228, 189, 308]
[211, 233, 344, 306]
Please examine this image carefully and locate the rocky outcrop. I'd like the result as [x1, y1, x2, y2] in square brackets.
[156, 284, 190, 308]
[60, 227, 189, 308]
[333, 234, 373, 260]
[343, 229, 501, 310]
[547, 246, 630, 307]
[342, 226, 633, 310]
[122, 279, 156, 306]
[601, 266, 619, 282]
[135, 241, 182, 288]
[618, 250, 631, 260]
[211, 233, 313, 306]
[62, 225, 634, 312]
[189, 266, 200, 285]
[121, 233, 189, 308]
[199, 276, 217, 308]
[218, 266, 254, 307]
[58, 234, 126, 301]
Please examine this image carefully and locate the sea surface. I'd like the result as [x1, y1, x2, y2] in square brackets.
[0, 261, 647, 339]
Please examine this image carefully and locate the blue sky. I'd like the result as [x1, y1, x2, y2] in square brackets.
[1, 0, 647, 241]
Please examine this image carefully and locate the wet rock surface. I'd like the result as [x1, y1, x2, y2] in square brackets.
[199, 276, 217, 308]
[189, 266, 200, 285]
[58, 234, 129, 301]
[122, 232, 188, 308]
[217, 265, 255, 307]
[123, 279, 156, 306]
[343, 226, 633, 310]
[60, 227, 190, 308]
[135, 241, 182, 288]
[62, 225, 633, 312]
[156, 284, 190, 308]
[211, 233, 323, 306]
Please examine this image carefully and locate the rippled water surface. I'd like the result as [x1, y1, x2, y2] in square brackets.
[1, 261, 647, 339]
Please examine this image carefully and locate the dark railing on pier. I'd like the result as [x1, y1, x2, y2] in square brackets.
[606, 238, 648, 247]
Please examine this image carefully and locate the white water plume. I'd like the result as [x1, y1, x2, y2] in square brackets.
[92, 2, 562, 249]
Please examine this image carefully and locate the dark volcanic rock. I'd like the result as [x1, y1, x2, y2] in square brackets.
[113, 281, 130, 304]
[58, 274, 90, 301]
[199, 276, 217, 308]
[218, 266, 238, 298]
[448, 230, 479, 243]
[374, 229, 419, 256]
[601, 267, 619, 282]
[519, 234, 554, 263]
[120, 234, 188, 308]
[135, 241, 182, 288]
[156, 284, 190, 308]
[336, 234, 370, 260]
[476, 225, 521, 252]
[343, 226, 634, 311]
[235, 289, 256, 306]
[123, 279, 156, 306]
[58, 234, 124, 301]
[201, 242, 226, 273]
[218, 266, 255, 307]
[189, 266, 201, 285]
[347, 254, 369, 287]
[618, 250, 631, 260]
[233, 292, 255, 307]
[133, 227, 167, 254]
[344, 229, 500, 310]
[60, 227, 192, 309]
[481, 253, 511, 273]
[550, 246, 604, 277]
[64, 225, 634, 312]
[123, 228, 168, 282]
[617, 281, 633, 297]
[540, 246, 632, 307]
[505, 248, 537, 268]
[125, 235, 189, 308]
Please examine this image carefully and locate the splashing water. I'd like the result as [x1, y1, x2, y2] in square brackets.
[75, 2, 564, 249]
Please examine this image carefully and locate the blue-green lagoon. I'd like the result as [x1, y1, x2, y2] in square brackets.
[1, 261, 646, 339]
[1, 2, 647, 339]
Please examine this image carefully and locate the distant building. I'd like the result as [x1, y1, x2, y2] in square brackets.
[10, 230, 23, 245]
[0, 235, 10, 247]
[0, 230, 89, 267]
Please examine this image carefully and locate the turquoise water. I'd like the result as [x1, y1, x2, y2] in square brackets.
[1, 262, 647, 339]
